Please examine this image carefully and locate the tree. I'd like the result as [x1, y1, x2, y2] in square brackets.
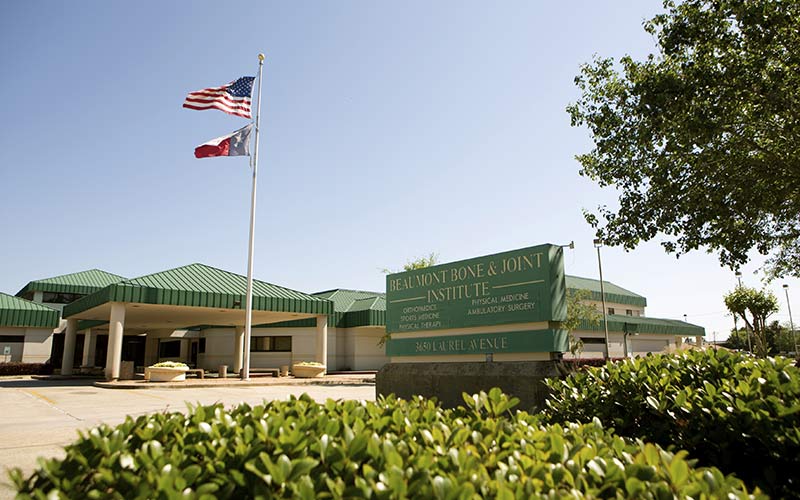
[723, 286, 779, 357]
[568, 0, 800, 278]
[724, 321, 794, 355]
[562, 289, 601, 357]
[381, 253, 439, 274]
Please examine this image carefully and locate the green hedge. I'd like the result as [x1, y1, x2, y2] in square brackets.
[12, 389, 759, 499]
[544, 350, 800, 498]
[0, 362, 53, 376]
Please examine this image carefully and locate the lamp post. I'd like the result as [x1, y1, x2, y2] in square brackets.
[735, 271, 752, 352]
[594, 238, 611, 360]
[784, 284, 798, 357]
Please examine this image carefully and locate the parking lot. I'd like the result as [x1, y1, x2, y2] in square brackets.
[0, 377, 375, 498]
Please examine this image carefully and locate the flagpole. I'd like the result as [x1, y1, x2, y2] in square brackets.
[242, 53, 265, 381]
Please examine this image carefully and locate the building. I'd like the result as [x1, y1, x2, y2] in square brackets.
[0, 292, 60, 363]
[2, 263, 703, 378]
[564, 276, 705, 358]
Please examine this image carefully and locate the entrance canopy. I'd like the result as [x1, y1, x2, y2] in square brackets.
[62, 263, 333, 328]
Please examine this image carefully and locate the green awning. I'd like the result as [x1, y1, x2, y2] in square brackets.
[578, 313, 705, 336]
[17, 269, 125, 297]
[63, 263, 333, 319]
[259, 289, 386, 328]
[0, 293, 60, 329]
[566, 275, 647, 307]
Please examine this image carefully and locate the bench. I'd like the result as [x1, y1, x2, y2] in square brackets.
[186, 369, 205, 379]
[240, 368, 279, 378]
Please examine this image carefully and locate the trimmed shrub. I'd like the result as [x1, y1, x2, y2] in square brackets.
[11, 389, 760, 499]
[150, 361, 189, 369]
[0, 362, 53, 376]
[544, 349, 800, 498]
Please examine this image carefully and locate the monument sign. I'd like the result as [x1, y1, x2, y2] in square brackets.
[378, 243, 569, 409]
[385, 244, 567, 357]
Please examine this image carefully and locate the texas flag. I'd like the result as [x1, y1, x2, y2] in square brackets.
[194, 124, 253, 159]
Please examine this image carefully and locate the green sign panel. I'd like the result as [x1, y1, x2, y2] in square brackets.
[386, 329, 569, 357]
[386, 244, 566, 334]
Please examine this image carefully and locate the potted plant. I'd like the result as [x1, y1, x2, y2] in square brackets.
[292, 361, 326, 378]
[146, 361, 189, 382]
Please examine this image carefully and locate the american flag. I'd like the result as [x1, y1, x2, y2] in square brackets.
[183, 77, 255, 119]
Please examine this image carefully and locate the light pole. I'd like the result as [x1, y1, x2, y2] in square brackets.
[784, 284, 798, 357]
[594, 238, 611, 360]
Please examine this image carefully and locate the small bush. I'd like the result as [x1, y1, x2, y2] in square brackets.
[149, 361, 189, 369]
[11, 389, 759, 499]
[544, 349, 800, 498]
[0, 362, 53, 376]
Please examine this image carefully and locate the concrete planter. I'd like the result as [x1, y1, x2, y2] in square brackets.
[146, 367, 188, 382]
[292, 364, 326, 378]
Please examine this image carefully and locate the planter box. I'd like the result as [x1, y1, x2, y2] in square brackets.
[292, 364, 326, 378]
[146, 367, 188, 382]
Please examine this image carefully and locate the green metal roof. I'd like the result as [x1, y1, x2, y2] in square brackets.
[578, 313, 705, 336]
[63, 263, 333, 318]
[262, 289, 386, 328]
[566, 275, 647, 307]
[0, 293, 60, 329]
[17, 269, 126, 298]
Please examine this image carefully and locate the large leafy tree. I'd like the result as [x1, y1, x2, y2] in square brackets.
[723, 286, 779, 357]
[569, 0, 800, 278]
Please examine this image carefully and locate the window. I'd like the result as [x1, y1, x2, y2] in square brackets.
[0, 335, 24, 343]
[251, 336, 292, 352]
[626, 309, 633, 316]
[608, 307, 615, 315]
[42, 292, 84, 304]
[581, 337, 606, 344]
[158, 340, 181, 358]
[199, 338, 206, 353]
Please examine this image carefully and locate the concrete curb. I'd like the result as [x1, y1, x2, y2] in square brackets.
[95, 375, 375, 390]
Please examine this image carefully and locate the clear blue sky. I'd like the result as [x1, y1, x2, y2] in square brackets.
[1, 1, 796, 339]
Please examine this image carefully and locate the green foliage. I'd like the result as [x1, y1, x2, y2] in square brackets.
[726, 322, 797, 355]
[11, 389, 758, 499]
[0, 362, 53, 376]
[544, 349, 800, 498]
[381, 253, 439, 275]
[568, 0, 800, 278]
[724, 286, 779, 357]
[150, 361, 189, 369]
[563, 289, 601, 356]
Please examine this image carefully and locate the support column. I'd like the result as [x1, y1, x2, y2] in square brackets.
[316, 315, 328, 369]
[695, 336, 703, 348]
[61, 319, 78, 375]
[81, 329, 96, 367]
[144, 332, 159, 367]
[234, 326, 244, 375]
[105, 302, 126, 381]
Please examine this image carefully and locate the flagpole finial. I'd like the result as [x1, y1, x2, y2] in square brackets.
[258, 53, 265, 62]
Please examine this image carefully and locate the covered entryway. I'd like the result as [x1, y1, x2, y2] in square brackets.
[60, 264, 332, 380]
